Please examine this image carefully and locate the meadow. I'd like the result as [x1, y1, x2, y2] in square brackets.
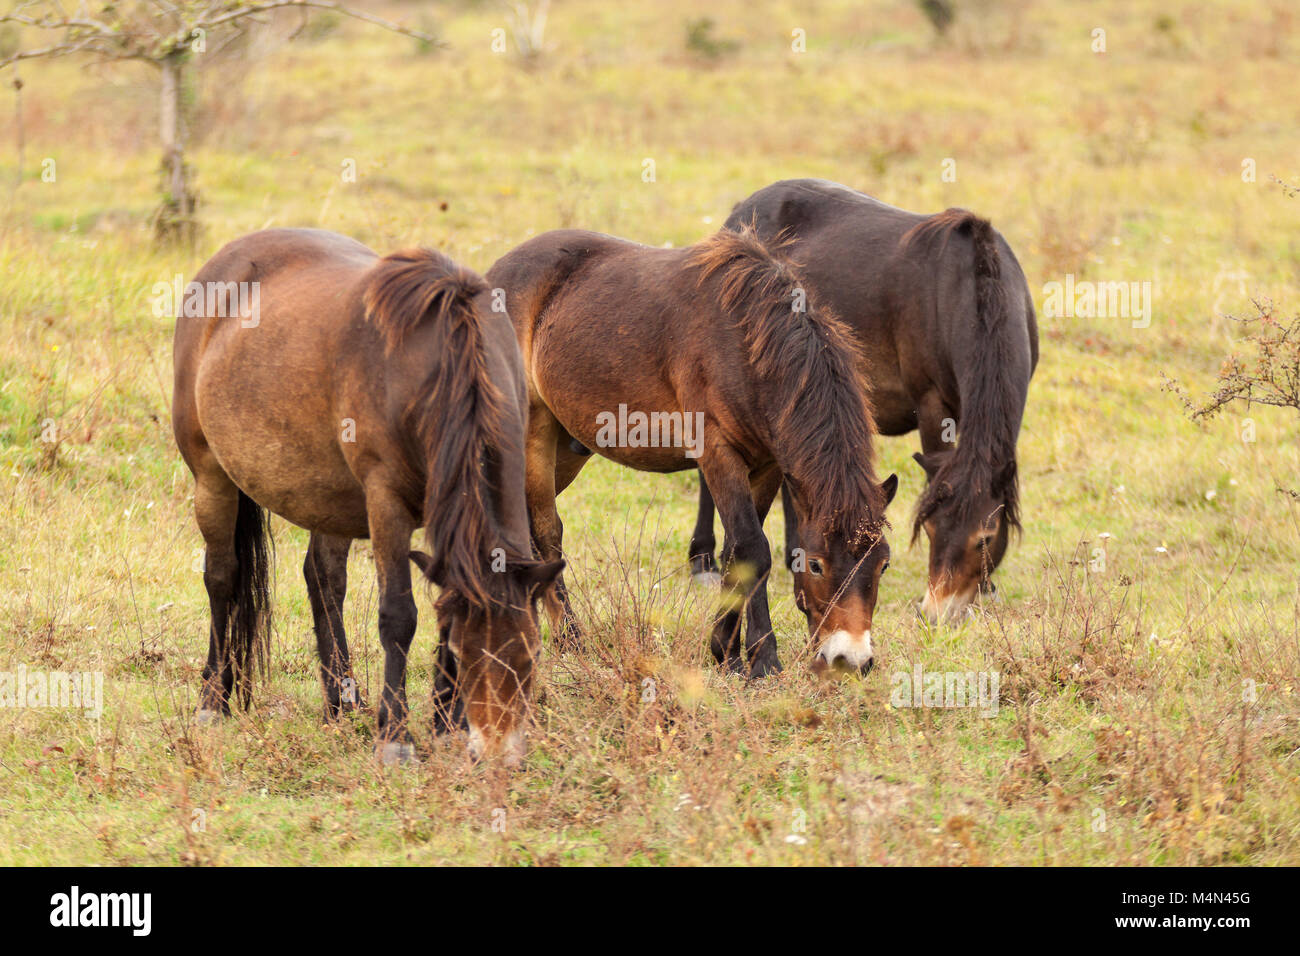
[0, 0, 1297, 865]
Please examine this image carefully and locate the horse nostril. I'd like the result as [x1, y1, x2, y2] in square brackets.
[816, 650, 873, 676]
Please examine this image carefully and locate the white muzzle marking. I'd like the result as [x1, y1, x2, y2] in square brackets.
[818, 629, 874, 670]
[921, 586, 976, 624]
[467, 724, 527, 769]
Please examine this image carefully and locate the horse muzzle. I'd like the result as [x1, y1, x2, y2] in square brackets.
[814, 629, 874, 675]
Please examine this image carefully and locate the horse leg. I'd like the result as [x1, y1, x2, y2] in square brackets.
[744, 467, 784, 677]
[365, 487, 419, 765]
[780, 480, 800, 570]
[699, 451, 780, 678]
[194, 470, 240, 721]
[524, 408, 584, 648]
[688, 475, 721, 585]
[304, 532, 358, 721]
[918, 391, 956, 455]
[431, 620, 466, 734]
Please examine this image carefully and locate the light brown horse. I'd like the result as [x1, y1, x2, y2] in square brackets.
[486, 227, 898, 678]
[172, 228, 561, 767]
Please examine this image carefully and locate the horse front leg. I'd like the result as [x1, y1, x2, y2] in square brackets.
[917, 390, 956, 457]
[431, 621, 466, 734]
[780, 481, 800, 571]
[523, 408, 584, 649]
[688, 473, 721, 585]
[365, 486, 420, 765]
[744, 467, 784, 678]
[699, 452, 781, 679]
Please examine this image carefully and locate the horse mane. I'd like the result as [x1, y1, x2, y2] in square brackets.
[902, 209, 1023, 540]
[363, 248, 533, 611]
[688, 227, 886, 546]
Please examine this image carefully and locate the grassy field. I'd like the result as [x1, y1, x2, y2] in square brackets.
[1, 0, 1298, 865]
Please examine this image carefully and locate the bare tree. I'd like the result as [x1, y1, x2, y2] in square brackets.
[1164, 180, 1300, 497]
[1, 1, 439, 242]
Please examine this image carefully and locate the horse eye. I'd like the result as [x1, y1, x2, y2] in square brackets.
[808, 559, 824, 576]
[881, 561, 890, 574]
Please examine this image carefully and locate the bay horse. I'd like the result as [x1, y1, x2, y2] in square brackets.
[486, 227, 898, 678]
[172, 228, 562, 767]
[689, 180, 1038, 624]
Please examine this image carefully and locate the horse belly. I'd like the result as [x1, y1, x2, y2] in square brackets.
[544, 374, 702, 472]
[195, 367, 370, 538]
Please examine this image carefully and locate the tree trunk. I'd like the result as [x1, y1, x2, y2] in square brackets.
[157, 52, 193, 242]
[12, 69, 24, 190]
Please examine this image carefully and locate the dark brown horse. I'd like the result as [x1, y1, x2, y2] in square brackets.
[689, 180, 1038, 624]
[172, 228, 561, 767]
[486, 227, 898, 678]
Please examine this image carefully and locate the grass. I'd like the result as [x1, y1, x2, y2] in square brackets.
[0, 0, 1298, 865]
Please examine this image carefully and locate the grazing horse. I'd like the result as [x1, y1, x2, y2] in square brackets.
[486, 227, 898, 678]
[689, 179, 1038, 624]
[172, 228, 562, 767]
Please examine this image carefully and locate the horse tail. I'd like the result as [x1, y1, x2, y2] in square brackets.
[968, 215, 1022, 534]
[230, 489, 273, 708]
[904, 209, 1023, 539]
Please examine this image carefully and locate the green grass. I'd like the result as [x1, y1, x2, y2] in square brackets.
[0, 0, 1298, 865]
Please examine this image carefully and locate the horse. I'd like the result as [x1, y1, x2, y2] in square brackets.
[172, 228, 562, 768]
[485, 226, 898, 679]
[688, 180, 1038, 624]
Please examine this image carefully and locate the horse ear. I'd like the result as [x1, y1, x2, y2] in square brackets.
[519, 559, 565, 592]
[409, 550, 441, 584]
[912, 451, 941, 481]
[881, 473, 899, 507]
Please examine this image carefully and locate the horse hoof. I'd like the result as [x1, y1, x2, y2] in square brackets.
[376, 741, 419, 766]
[748, 656, 783, 680]
[692, 571, 723, 589]
[722, 656, 747, 677]
[432, 707, 468, 736]
[194, 708, 222, 726]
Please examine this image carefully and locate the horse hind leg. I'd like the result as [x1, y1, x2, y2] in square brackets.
[304, 532, 358, 721]
[194, 468, 273, 721]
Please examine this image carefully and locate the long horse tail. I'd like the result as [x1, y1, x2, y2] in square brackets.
[364, 249, 527, 610]
[688, 227, 885, 544]
[904, 209, 1023, 539]
[231, 489, 273, 709]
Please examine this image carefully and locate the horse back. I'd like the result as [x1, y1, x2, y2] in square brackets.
[723, 180, 1036, 431]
